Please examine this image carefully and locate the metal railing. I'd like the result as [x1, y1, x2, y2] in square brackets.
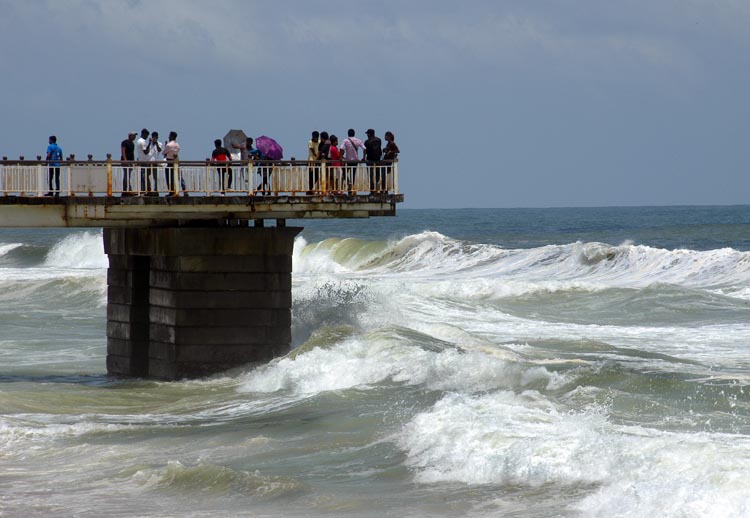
[0, 158, 399, 197]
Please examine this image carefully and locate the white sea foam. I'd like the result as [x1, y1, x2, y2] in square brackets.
[0, 242, 23, 257]
[238, 335, 566, 396]
[399, 391, 750, 516]
[0, 232, 106, 284]
[295, 233, 750, 298]
[43, 231, 107, 269]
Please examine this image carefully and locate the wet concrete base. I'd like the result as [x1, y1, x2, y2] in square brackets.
[104, 226, 301, 380]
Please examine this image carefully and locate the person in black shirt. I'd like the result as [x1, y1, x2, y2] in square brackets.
[364, 129, 383, 192]
[120, 132, 136, 195]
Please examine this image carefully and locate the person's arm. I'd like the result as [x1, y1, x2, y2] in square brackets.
[121, 145, 127, 160]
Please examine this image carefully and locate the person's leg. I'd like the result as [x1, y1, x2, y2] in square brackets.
[348, 161, 357, 192]
[122, 167, 130, 192]
[151, 166, 158, 193]
[48, 167, 54, 193]
[54, 167, 60, 194]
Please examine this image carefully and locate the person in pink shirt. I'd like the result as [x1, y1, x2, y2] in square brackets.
[328, 135, 343, 192]
[340, 129, 365, 193]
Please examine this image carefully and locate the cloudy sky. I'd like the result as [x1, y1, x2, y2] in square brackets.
[1, 0, 749, 208]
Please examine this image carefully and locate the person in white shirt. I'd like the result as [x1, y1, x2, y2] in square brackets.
[163, 131, 182, 195]
[341, 129, 365, 193]
[135, 129, 151, 194]
[143, 131, 162, 196]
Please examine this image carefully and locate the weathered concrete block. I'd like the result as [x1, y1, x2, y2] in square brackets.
[107, 303, 150, 324]
[150, 255, 292, 273]
[106, 353, 148, 377]
[149, 288, 291, 309]
[107, 321, 150, 341]
[149, 307, 291, 327]
[174, 343, 285, 363]
[108, 254, 150, 271]
[107, 337, 149, 357]
[148, 359, 249, 380]
[104, 227, 302, 257]
[149, 324, 291, 346]
[149, 271, 291, 292]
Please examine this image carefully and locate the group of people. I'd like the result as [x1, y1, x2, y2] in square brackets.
[120, 129, 181, 196]
[42, 128, 399, 197]
[307, 128, 399, 193]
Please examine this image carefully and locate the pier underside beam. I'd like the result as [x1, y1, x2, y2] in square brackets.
[104, 226, 301, 380]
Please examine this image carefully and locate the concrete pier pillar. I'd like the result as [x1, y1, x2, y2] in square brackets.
[104, 226, 301, 380]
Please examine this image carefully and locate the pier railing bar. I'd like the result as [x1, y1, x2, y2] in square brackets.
[0, 159, 399, 197]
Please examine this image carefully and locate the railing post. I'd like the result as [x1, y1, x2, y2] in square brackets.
[37, 162, 43, 196]
[205, 159, 210, 196]
[106, 154, 113, 196]
[66, 160, 72, 197]
[394, 159, 399, 194]
[173, 156, 179, 195]
[320, 160, 326, 194]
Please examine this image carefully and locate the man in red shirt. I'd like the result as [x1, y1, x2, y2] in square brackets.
[211, 139, 233, 193]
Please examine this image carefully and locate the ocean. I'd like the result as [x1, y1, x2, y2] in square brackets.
[1, 206, 750, 517]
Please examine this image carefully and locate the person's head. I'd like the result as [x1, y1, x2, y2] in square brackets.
[141, 129, 149, 138]
[365, 129, 375, 138]
[385, 131, 394, 142]
[330, 135, 338, 145]
[48, 135, 57, 144]
[169, 131, 177, 141]
[312, 130, 319, 141]
[246, 137, 253, 147]
[151, 131, 159, 140]
[320, 131, 329, 141]
[128, 131, 137, 141]
[214, 139, 222, 148]
[347, 128, 355, 137]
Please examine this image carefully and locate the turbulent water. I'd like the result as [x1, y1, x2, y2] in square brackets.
[1, 207, 750, 517]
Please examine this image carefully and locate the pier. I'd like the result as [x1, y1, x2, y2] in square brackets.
[0, 158, 403, 379]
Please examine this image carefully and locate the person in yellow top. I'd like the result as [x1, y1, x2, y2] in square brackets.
[307, 130, 320, 193]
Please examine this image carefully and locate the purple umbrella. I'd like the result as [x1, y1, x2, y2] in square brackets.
[255, 136, 283, 160]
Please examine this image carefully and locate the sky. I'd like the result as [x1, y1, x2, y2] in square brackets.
[1, 0, 749, 209]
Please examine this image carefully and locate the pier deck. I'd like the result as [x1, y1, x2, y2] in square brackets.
[0, 158, 402, 226]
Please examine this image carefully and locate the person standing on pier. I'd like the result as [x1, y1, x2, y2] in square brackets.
[341, 129, 365, 193]
[120, 131, 136, 195]
[144, 131, 162, 195]
[163, 131, 181, 195]
[45, 135, 63, 197]
[307, 130, 320, 193]
[211, 139, 232, 193]
[136, 129, 151, 194]
[382, 131, 399, 193]
[364, 129, 383, 192]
